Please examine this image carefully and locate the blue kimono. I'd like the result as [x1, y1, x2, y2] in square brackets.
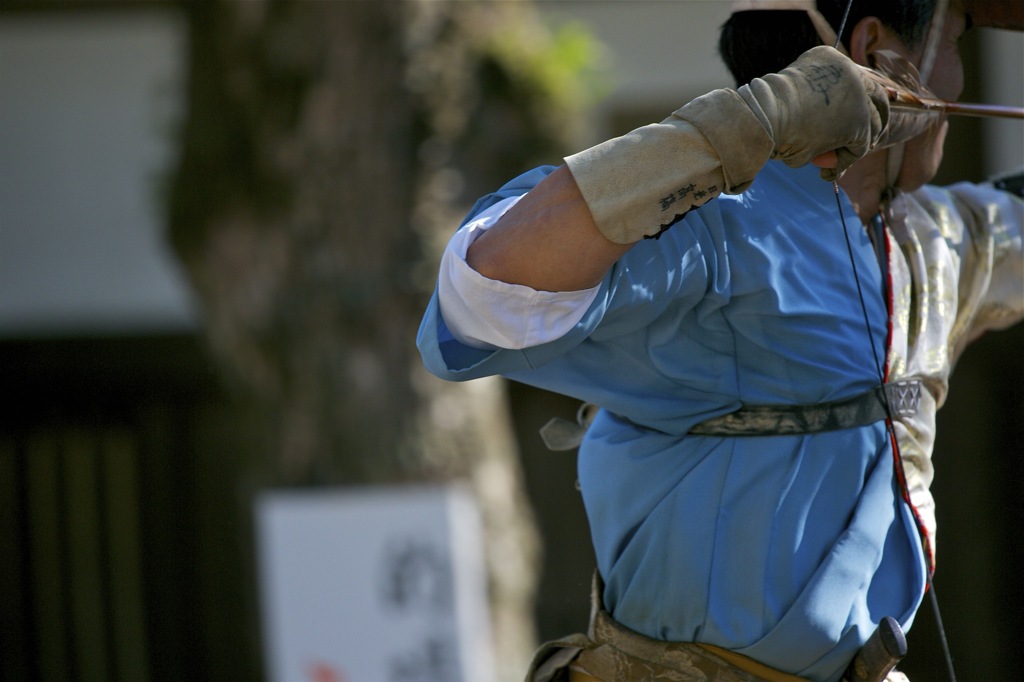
[418, 161, 938, 681]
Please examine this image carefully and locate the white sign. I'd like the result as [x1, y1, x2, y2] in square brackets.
[255, 485, 495, 682]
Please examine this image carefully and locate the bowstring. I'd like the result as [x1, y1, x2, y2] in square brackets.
[833, 0, 853, 44]
[830, 1, 957, 680]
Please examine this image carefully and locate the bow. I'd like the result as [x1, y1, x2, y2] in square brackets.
[830, 1, 965, 680]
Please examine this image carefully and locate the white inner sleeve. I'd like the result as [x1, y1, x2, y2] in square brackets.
[438, 194, 601, 350]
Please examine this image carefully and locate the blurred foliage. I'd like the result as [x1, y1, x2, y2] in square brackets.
[483, 19, 611, 150]
[405, 1, 609, 218]
[406, 1, 610, 294]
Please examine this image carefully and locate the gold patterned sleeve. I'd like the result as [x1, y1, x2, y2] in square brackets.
[922, 180, 1024, 366]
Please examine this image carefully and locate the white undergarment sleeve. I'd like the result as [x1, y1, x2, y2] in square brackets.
[438, 195, 600, 350]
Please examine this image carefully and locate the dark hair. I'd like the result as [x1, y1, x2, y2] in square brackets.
[719, 0, 937, 86]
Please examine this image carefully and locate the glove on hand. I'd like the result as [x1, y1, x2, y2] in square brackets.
[731, 45, 891, 179]
[565, 46, 891, 244]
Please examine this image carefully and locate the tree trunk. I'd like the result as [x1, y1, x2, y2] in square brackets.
[165, 0, 588, 677]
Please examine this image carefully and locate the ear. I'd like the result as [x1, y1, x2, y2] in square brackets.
[847, 16, 897, 67]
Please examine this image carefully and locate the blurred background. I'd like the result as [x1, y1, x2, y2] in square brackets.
[1, 1, 1020, 681]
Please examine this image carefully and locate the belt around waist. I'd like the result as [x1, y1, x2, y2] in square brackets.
[688, 379, 922, 437]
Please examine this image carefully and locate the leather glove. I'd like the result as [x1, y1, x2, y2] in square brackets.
[733, 45, 892, 177]
[565, 46, 891, 243]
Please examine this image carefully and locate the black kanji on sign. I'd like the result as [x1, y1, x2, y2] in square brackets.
[379, 537, 453, 614]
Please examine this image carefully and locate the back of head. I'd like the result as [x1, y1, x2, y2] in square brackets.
[719, 0, 938, 85]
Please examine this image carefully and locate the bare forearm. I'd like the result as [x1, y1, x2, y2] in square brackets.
[465, 165, 633, 292]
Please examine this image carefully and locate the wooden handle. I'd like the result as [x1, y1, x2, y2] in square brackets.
[844, 616, 908, 682]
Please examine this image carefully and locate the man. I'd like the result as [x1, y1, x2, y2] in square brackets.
[417, 1, 1022, 680]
